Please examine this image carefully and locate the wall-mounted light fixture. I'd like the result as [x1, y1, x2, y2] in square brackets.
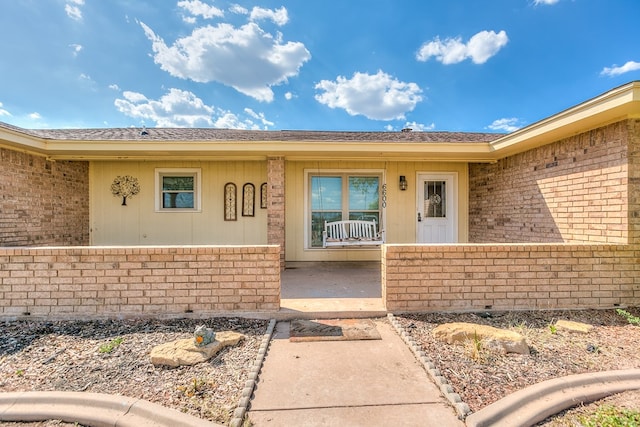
[399, 175, 407, 191]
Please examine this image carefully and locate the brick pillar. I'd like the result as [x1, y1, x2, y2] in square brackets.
[628, 119, 640, 245]
[267, 157, 286, 269]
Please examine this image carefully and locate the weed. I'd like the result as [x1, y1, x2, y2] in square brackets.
[465, 331, 489, 363]
[15, 369, 24, 377]
[177, 377, 209, 398]
[578, 404, 640, 427]
[548, 323, 558, 335]
[98, 337, 124, 354]
[616, 309, 640, 326]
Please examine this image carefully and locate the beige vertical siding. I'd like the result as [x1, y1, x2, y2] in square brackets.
[90, 161, 267, 245]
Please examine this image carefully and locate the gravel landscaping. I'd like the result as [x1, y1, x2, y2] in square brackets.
[0, 317, 268, 426]
[396, 307, 640, 425]
[1, 308, 639, 426]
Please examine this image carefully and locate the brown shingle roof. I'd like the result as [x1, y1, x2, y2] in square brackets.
[0, 122, 503, 143]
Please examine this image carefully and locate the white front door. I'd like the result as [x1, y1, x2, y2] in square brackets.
[416, 173, 457, 243]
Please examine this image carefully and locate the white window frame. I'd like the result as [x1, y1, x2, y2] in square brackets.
[155, 168, 202, 212]
[304, 169, 385, 249]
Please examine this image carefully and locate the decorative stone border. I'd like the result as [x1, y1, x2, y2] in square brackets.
[230, 318, 276, 427]
[387, 313, 471, 419]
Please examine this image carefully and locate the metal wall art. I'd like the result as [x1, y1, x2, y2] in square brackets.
[224, 182, 237, 221]
[242, 183, 255, 217]
[111, 175, 140, 206]
[261, 182, 267, 209]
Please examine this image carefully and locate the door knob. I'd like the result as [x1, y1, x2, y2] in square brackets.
[417, 212, 422, 222]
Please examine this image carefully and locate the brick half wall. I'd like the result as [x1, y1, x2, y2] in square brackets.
[382, 244, 640, 312]
[0, 245, 281, 320]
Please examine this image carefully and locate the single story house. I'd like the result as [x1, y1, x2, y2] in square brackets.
[0, 81, 639, 318]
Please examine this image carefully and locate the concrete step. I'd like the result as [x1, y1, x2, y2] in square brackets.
[277, 298, 387, 320]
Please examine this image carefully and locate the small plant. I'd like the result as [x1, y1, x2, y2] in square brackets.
[177, 377, 209, 397]
[465, 331, 489, 363]
[99, 337, 124, 354]
[548, 323, 557, 335]
[15, 369, 24, 377]
[616, 309, 640, 326]
[578, 404, 640, 427]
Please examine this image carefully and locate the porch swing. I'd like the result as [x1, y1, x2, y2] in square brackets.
[316, 175, 386, 248]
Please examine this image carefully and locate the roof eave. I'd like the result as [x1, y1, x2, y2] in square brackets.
[490, 81, 640, 158]
[40, 141, 495, 162]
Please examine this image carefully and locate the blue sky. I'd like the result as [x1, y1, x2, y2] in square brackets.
[0, 0, 639, 132]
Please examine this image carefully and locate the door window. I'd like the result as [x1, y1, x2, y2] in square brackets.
[424, 180, 446, 218]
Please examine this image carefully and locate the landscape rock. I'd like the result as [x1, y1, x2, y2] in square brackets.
[433, 322, 529, 354]
[150, 331, 245, 367]
[554, 319, 594, 334]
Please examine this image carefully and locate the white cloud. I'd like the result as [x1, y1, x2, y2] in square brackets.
[114, 88, 272, 129]
[69, 44, 83, 57]
[403, 121, 435, 131]
[533, 0, 559, 5]
[109, 84, 121, 91]
[385, 122, 435, 132]
[79, 74, 96, 88]
[29, 112, 42, 120]
[229, 4, 248, 15]
[244, 108, 275, 128]
[65, 0, 84, 21]
[284, 92, 293, 100]
[178, 0, 224, 20]
[600, 60, 640, 77]
[487, 117, 522, 132]
[249, 6, 288, 26]
[140, 17, 310, 102]
[417, 30, 508, 64]
[0, 102, 12, 117]
[315, 70, 423, 121]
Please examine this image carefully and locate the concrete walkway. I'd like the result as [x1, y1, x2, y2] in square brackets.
[248, 318, 464, 427]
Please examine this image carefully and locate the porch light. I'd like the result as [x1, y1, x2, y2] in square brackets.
[399, 175, 407, 191]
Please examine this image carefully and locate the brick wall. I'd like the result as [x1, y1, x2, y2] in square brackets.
[0, 148, 89, 246]
[469, 121, 632, 244]
[627, 119, 640, 244]
[0, 245, 281, 319]
[267, 157, 286, 268]
[382, 244, 640, 312]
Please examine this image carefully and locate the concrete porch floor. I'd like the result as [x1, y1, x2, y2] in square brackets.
[279, 261, 386, 319]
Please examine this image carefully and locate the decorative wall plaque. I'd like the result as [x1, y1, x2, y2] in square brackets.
[242, 183, 255, 217]
[111, 175, 140, 206]
[224, 183, 237, 221]
[260, 182, 267, 209]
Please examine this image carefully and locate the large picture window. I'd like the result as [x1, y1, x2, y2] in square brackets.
[155, 168, 201, 212]
[309, 174, 381, 248]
